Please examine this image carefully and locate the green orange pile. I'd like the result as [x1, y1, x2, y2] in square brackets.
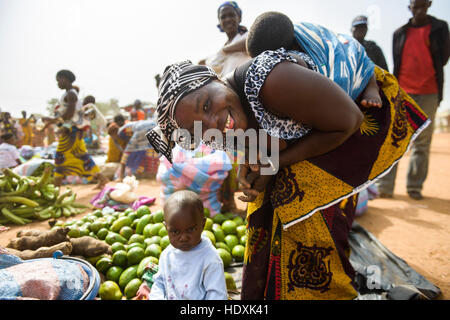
[61, 205, 246, 299]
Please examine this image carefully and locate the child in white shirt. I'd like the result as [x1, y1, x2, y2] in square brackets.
[0, 134, 21, 169]
[148, 190, 228, 300]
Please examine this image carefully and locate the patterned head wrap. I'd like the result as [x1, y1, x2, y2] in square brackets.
[146, 61, 218, 163]
[217, 1, 248, 34]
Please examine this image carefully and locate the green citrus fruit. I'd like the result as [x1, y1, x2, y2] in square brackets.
[96, 257, 113, 274]
[217, 248, 232, 268]
[212, 213, 227, 225]
[127, 242, 145, 251]
[224, 272, 236, 290]
[120, 226, 134, 240]
[240, 234, 247, 246]
[202, 230, 216, 246]
[127, 212, 138, 221]
[203, 207, 210, 218]
[119, 265, 138, 289]
[158, 226, 168, 237]
[152, 210, 165, 223]
[215, 241, 231, 253]
[92, 210, 103, 218]
[222, 220, 237, 235]
[106, 266, 124, 283]
[111, 242, 126, 253]
[112, 250, 128, 268]
[204, 218, 213, 231]
[128, 234, 145, 245]
[136, 205, 151, 218]
[127, 247, 145, 266]
[146, 223, 164, 238]
[99, 281, 123, 300]
[147, 235, 162, 246]
[160, 235, 170, 250]
[145, 243, 162, 258]
[231, 244, 245, 262]
[224, 234, 239, 250]
[124, 278, 142, 299]
[236, 225, 247, 239]
[97, 228, 109, 240]
[67, 227, 80, 238]
[212, 226, 226, 243]
[232, 216, 245, 226]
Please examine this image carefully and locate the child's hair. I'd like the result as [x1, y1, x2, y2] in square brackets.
[246, 11, 295, 58]
[164, 190, 204, 220]
[56, 69, 76, 83]
[83, 95, 96, 105]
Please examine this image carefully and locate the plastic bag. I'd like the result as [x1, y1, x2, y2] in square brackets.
[110, 176, 139, 204]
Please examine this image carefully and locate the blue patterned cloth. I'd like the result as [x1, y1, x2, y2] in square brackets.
[294, 22, 375, 100]
[119, 120, 157, 152]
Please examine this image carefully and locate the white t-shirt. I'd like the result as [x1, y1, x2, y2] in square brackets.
[0, 143, 20, 169]
[149, 235, 228, 300]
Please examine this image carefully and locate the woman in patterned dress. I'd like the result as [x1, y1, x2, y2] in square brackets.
[146, 44, 429, 299]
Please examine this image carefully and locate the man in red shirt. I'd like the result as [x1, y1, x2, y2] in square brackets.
[377, 0, 449, 200]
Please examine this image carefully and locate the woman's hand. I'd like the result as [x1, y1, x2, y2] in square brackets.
[237, 163, 273, 202]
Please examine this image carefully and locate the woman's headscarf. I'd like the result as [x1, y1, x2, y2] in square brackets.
[217, 1, 247, 34]
[146, 61, 218, 163]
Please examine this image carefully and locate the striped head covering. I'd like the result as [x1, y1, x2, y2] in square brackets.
[217, 1, 248, 34]
[146, 61, 218, 163]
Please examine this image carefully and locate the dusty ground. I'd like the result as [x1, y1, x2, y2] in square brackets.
[1, 132, 449, 299]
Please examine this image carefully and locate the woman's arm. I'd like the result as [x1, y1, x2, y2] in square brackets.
[259, 61, 364, 169]
[222, 34, 247, 54]
[61, 91, 77, 121]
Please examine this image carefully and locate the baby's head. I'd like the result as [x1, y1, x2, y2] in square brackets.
[246, 11, 295, 58]
[163, 190, 206, 251]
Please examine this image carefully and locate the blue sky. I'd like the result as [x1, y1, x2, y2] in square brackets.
[1, 0, 449, 117]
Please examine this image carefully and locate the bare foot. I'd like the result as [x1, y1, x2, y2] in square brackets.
[360, 85, 382, 108]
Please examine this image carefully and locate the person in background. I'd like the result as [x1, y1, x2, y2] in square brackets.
[19, 111, 33, 146]
[117, 119, 159, 181]
[82, 95, 107, 139]
[199, 1, 251, 78]
[376, 0, 449, 200]
[148, 190, 228, 300]
[351, 15, 389, 71]
[31, 116, 45, 147]
[134, 100, 146, 120]
[0, 112, 22, 147]
[44, 69, 107, 188]
[106, 114, 127, 164]
[0, 133, 21, 169]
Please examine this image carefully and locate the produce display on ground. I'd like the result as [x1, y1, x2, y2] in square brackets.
[49, 205, 244, 300]
[0, 165, 90, 225]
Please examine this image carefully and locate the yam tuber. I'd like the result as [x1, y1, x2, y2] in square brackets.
[70, 236, 112, 257]
[16, 229, 46, 238]
[5, 241, 73, 260]
[7, 227, 70, 251]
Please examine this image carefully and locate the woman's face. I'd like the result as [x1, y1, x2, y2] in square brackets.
[56, 76, 69, 90]
[174, 80, 248, 138]
[218, 6, 240, 35]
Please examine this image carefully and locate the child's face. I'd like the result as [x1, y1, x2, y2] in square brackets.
[164, 205, 206, 252]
